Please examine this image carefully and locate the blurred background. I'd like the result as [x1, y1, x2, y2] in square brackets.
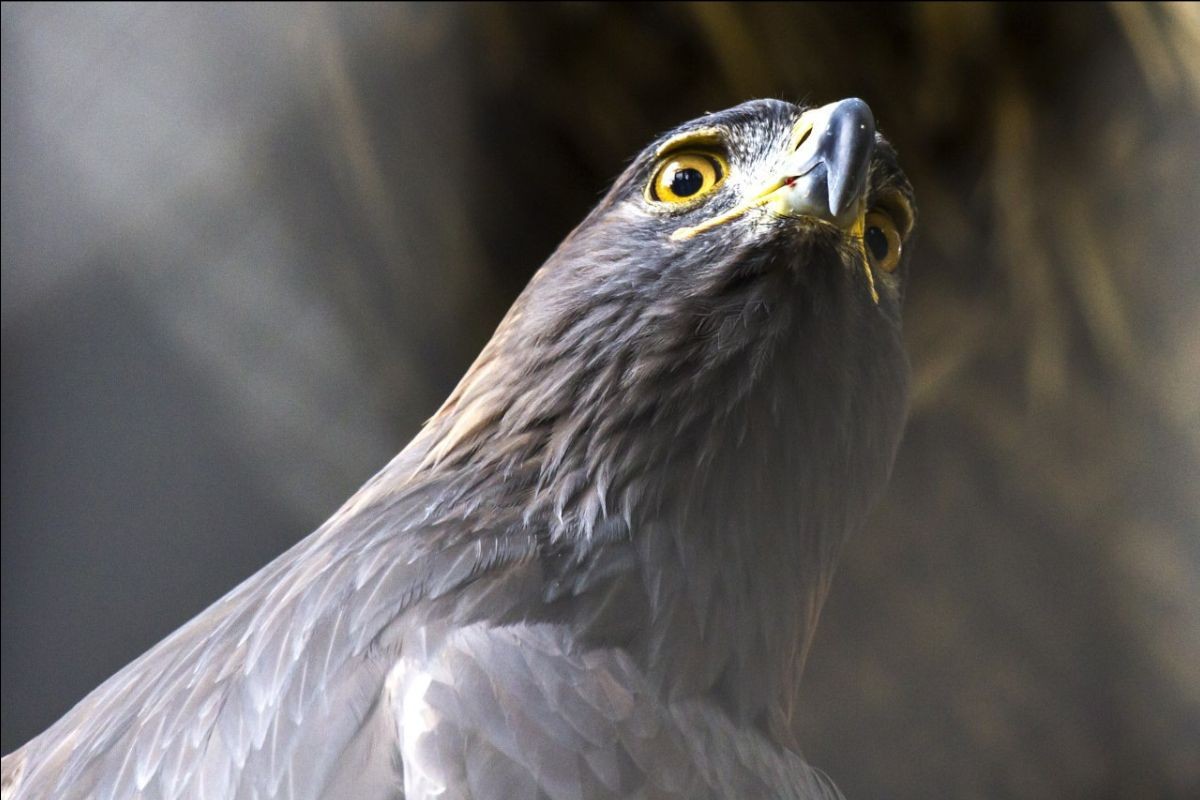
[2, 3, 1198, 797]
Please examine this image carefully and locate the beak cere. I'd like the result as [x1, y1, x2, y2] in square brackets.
[772, 98, 876, 228]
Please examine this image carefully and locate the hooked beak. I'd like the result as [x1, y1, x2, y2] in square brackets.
[671, 98, 876, 241]
[775, 97, 876, 226]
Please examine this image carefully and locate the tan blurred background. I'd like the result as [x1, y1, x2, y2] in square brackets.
[2, 3, 1198, 797]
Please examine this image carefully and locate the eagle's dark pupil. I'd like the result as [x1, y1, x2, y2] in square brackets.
[865, 226, 889, 262]
[670, 168, 704, 197]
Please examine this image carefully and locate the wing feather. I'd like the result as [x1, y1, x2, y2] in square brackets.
[3, 452, 535, 800]
[394, 623, 842, 800]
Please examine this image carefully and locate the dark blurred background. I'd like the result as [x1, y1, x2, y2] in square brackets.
[2, 3, 1198, 797]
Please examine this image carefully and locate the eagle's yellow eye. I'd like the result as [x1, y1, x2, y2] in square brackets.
[864, 209, 903, 274]
[649, 152, 727, 204]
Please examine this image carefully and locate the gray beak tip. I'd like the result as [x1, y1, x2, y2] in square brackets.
[823, 98, 876, 217]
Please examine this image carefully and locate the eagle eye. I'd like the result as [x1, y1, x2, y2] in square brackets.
[864, 209, 903, 274]
[649, 152, 727, 205]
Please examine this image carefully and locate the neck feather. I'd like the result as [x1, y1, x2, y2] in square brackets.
[401, 258, 908, 734]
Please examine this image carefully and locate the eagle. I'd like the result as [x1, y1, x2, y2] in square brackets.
[2, 97, 916, 800]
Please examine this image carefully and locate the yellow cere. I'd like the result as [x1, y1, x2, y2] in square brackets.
[788, 119, 814, 154]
